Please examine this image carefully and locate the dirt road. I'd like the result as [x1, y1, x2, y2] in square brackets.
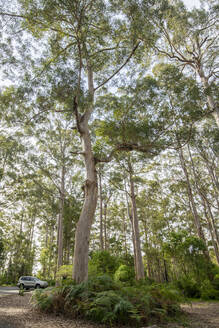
[0, 293, 218, 328]
[181, 302, 219, 328]
[0, 287, 19, 296]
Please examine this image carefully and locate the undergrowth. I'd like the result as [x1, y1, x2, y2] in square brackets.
[32, 274, 182, 326]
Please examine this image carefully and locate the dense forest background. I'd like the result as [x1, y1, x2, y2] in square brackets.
[0, 1, 218, 316]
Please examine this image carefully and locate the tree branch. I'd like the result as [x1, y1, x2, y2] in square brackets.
[95, 41, 141, 91]
[95, 142, 156, 164]
[90, 43, 121, 57]
[70, 151, 85, 155]
[0, 11, 76, 37]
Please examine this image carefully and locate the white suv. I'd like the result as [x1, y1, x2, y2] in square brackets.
[17, 276, 48, 289]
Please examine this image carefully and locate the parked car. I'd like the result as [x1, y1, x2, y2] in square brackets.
[17, 276, 48, 289]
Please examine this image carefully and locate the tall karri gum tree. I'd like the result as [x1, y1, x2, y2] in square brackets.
[0, 0, 157, 282]
[153, 0, 219, 126]
[124, 0, 218, 126]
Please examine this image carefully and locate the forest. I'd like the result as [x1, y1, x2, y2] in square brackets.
[0, 0, 218, 326]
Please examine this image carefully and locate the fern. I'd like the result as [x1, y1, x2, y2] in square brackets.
[32, 275, 182, 326]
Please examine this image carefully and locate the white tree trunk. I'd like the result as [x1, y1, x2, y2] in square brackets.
[103, 202, 108, 250]
[57, 165, 65, 270]
[73, 125, 98, 283]
[128, 161, 145, 280]
[203, 204, 219, 265]
[98, 170, 104, 250]
[179, 148, 206, 241]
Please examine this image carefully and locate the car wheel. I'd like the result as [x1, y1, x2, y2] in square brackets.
[35, 284, 40, 289]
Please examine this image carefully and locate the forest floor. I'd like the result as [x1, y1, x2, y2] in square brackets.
[0, 293, 219, 328]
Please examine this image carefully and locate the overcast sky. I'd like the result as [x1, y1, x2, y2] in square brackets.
[183, 0, 201, 9]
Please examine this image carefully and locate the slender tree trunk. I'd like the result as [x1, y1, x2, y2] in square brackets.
[187, 145, 219, 265]
[124, 180, 137, 276]
[163, 258, 169, 282]
[57, 165, 65, 270]
[48, 225, 54, 278]
[143, 220, 152, 279]
[66, 241, 71, 265]
[178, 148, 208, 245]
[128, 160, 145, 280]
[203, 203, 219, 265]
[43, 224, 49, 277]
[103, 202, 108, 250]
[123, 212, 128, 256]
[98, 170, 104, 250]
[205, 201, 219, 257]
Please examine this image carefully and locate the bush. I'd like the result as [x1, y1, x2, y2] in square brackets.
[121, 283, 182, 322]
[88, 251, 119, 277]
[56, 265, 73, 279]
[32, 274, 181, 326]
[87, 290, 138, 324]
[47, 279, 56, 286]
[114, 264, 135, 284]
[175, 274, 219, 300]
[176, 277, 200, 298]
[32, 287, 65, 313]
[212, 273, 219, 290]
[200, 280, 219, 300]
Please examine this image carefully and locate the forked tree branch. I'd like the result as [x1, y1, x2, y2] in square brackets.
[95, 41, 141, 91]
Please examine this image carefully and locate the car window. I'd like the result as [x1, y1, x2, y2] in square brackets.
[29, 277, 35, 281]
[21, 277, 27, 281]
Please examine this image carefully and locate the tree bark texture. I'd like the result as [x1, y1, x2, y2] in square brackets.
[57, 165, 65, 270]
[203, 203, 219, 265]
[98, 170, 104, 250]
[103, 202, 108, 250]
[178, 148, 207, 243]
[128, 161, 145, 280]
[125, 181, 137, 276]
[72, 60, 99, 283]
[73, 124, 98, 282]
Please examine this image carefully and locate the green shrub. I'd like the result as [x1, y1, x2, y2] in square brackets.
[212, 264, 219, 276]
[47, 279, 56, 286]
[56, 265, 73, 279]
[86, 274, 118, 292]
[88, 251, 119, 277]
[200, 280, 219, 300]
[32, 287, 65, 313]
[61, 277, 75, 286]
[32, 275, 181, 326]
[212, 273, 219, 290]
[176, 277, 200, 298]
[19, 288, 24, 296]
[114, 264, 135, 284]
[0, 274, 13, 286]
[176, 275, 219, 300]
[88, 290, 138, 324]
[121, 283, 181, 322]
